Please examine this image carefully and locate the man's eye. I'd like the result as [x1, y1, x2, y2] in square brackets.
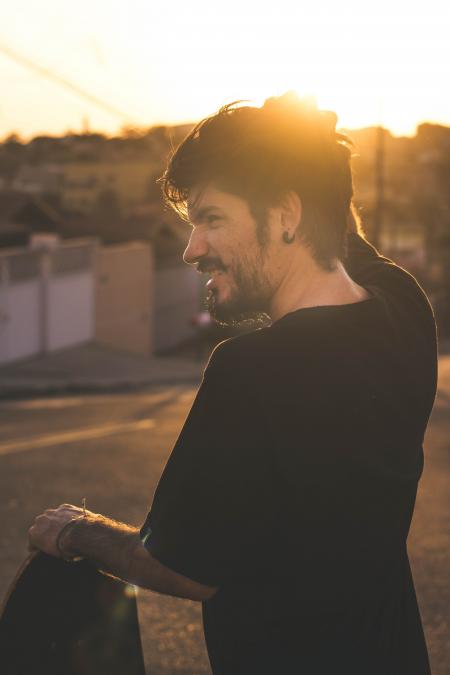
[207, 215, 221, 227]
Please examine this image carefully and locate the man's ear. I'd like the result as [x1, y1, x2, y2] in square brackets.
[280, 191, 302, 237]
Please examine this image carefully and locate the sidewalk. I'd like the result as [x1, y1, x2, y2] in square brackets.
[1, 341, 449, 401]
[0, 342, 204, 398]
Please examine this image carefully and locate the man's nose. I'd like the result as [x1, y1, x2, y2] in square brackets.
[183, 228, 209, 265]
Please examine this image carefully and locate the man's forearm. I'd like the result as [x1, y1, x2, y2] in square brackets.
[60, 514, 137, 580]
[62, 515, 217, 602]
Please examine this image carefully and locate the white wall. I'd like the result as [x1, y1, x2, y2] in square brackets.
[47, 272, 94, 351]
[0, 241, 96, 365]
[95, 242, 153, 356]
[154, 264, 202, 352]
[0, 280, 41, 363]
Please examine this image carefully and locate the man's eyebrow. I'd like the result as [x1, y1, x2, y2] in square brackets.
[189, 205, 222, 223]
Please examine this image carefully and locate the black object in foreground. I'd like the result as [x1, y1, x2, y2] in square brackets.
[0, 551, 146, 675]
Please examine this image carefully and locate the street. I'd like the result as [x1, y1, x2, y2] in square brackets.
[0, 387, 211, 674]
[0, 363, 449, 674]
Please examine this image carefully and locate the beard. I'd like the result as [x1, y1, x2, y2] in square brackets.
[205, 256, 272, 328]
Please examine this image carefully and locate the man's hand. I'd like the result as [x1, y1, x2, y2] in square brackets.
[28, 503, 92, 558]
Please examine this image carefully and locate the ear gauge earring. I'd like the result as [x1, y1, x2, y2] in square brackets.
[282, 231, 295, 244]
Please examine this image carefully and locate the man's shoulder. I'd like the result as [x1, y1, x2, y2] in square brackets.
[205, 326, 274, 373]
[346, 234, 435, 320]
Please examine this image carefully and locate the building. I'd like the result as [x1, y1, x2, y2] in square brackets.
[60, 161, 161, 215]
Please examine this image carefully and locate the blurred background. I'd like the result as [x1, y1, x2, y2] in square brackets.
[0, 2, 449, 674]
[0, 0, 449, 363]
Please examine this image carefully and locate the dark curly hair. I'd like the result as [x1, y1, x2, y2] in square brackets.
[161, 92, 355, 270]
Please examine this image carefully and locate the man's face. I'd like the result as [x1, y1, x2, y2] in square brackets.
[184, 185, 273, 324]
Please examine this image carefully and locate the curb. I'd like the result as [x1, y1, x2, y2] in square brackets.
[0, 375, 202, 400]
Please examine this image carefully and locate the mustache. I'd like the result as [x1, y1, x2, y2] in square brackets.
[196, 258, 228, 274]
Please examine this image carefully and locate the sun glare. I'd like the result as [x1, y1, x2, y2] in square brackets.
[131, 0, 449, 136]
[0, 0, 448, 138]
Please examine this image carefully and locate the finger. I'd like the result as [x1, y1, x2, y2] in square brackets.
[32, 509, 56, 524]
[58, 506, 82, 516]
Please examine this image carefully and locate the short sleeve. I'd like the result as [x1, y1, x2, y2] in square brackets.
[139, 340, 273, 587]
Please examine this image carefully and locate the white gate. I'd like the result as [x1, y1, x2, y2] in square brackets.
[0, 240, 96, 365]
[0, 251, 41, 364]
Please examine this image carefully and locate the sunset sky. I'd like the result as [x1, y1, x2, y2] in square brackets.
[1, 0, 449, 140]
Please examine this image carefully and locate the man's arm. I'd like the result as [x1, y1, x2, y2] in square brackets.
[28, 504, 218, 602]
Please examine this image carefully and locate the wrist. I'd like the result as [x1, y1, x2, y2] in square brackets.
[57, 514, 139, 579]
[56, 515, 89, 561]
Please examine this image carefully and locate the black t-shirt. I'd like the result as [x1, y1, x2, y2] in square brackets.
[140, 233, 437, 675]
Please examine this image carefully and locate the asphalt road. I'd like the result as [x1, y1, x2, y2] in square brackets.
[0, 366, 449, 674]
[0, 386, 211, 674]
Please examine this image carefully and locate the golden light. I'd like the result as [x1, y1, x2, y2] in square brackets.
[1, 0, 448, 138]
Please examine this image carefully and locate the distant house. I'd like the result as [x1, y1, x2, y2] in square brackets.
[60, 160, 161, 215]
[0, 190, 66, 248]
[11, 163, 64, 194]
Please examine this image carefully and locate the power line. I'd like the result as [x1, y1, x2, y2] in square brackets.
[0, 42, 137, 125]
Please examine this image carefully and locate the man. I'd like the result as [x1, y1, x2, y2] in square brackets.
[29, 93, 437, 674]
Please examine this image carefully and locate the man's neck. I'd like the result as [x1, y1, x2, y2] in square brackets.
[269, 257, 371, 323]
